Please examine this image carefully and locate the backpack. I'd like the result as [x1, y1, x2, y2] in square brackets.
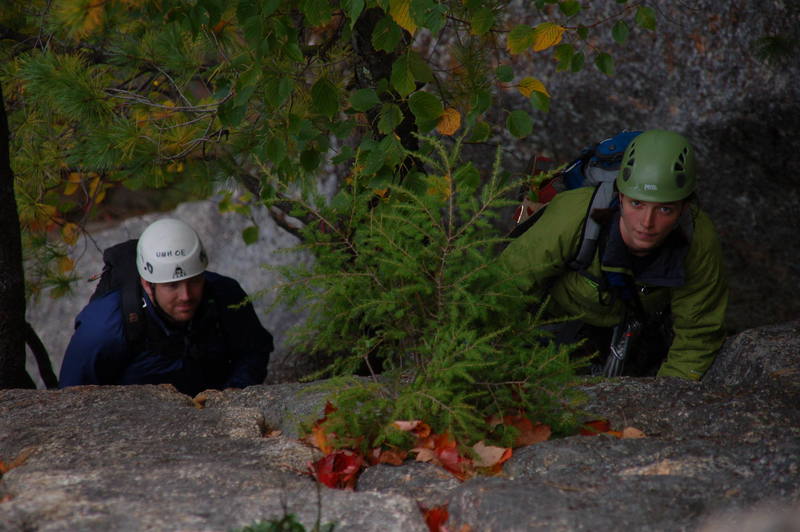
[508, 131, 643, 271]
[89, 239, 146, 346]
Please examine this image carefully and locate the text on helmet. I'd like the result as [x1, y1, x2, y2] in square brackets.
[156, 249, 188, 258]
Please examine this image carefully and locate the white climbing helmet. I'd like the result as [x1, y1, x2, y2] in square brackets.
[136, 218, 208, 283]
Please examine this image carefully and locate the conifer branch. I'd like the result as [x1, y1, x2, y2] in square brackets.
[104, 88, 230, 112]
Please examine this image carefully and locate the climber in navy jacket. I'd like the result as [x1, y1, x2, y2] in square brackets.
[59, 218, 273, 397]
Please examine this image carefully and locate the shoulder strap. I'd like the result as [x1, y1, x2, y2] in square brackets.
[567, 181, 616, 272]
[96, 239, 146, 346]
[121, 270, 146, 348]
[507, 204, 547, 239]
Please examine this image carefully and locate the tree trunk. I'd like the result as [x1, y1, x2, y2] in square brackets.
[0, 80, 35, 389]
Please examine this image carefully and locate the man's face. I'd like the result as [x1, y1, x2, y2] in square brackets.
[618, 193, 685, 256]
[141, 275, 205, 322]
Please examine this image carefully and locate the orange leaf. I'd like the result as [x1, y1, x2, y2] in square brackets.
[422, 504, 449, 532]
[580, 419, 612, 436]
[311, 425, 334, 455]
[436, 108, 461, 136]
[377, 448, 408, 465]
[305, 401, 338, 454]
[212, 19, 230, 35]
[503, 414, 551, 447]
[58, 256, 75, 273]
[413, 422, 432, 439]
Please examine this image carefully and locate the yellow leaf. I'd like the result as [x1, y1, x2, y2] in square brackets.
[518, 77, 550, 98]
[61, 223, 80, 246]
[55, 0, 106, 38]
[436, 108, 462, 136]
[58, 256, 75, 273]
[532, 22, 565, 52]
[64, 171, 83, 194]
[37, 203, 58, 218]
[64, 182, 80, 196]
[389, 0, 417, 34]
[94, 186, 107, 205]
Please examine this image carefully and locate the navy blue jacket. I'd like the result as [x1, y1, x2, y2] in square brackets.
[59, 272, 272, 396]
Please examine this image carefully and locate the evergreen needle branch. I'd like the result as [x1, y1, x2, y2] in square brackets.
[360, 337, 385, 385]
[278, 193, 360, 259]
[151, 113, 213, 131]
[153, 65, 193, 108]
[104, 88, 230, 112]
[446, 261, 490, 287]
[412, 390, 462, 422]
[393, 185, 445, 235]
[452, 184, 513, 241]
[371, 222, 426, 269]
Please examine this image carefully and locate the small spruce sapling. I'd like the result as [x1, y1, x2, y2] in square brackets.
[275, 133, 583, 452]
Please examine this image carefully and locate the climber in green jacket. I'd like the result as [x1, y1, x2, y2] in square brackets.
[500, 129, 728, 380]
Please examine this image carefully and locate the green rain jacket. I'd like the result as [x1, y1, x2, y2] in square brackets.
[500, 187, 728, 380]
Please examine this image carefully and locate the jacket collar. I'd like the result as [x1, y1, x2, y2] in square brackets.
[601, 211, 690, 287]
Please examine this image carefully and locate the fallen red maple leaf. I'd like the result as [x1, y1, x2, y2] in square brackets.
[412, 433, 470, 480]
[308, 449, 364, 490]
[421, 504, 449, 532]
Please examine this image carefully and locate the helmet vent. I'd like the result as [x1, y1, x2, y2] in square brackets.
[622, 167, 632, 181]
[676, 173, 686, 188]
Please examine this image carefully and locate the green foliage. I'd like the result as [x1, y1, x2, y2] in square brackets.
[2, 0, 660, 296]
[274, 134, 583, 450]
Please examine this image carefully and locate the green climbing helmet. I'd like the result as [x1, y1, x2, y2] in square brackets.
[616, 129, 696, 202]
